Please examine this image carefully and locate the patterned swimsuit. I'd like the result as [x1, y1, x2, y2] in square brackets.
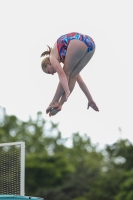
[57, 32, 95, 62]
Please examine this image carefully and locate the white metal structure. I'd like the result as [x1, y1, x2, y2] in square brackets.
[0, 142, 25, 196]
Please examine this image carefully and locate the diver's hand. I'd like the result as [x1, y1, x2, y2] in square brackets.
[87, 101, 99, 111]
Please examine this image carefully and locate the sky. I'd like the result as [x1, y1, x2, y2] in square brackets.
[0, 0, 133, 148]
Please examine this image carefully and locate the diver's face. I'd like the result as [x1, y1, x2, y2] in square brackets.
[45, 64, 56, 75]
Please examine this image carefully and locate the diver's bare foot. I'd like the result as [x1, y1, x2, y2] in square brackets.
[49, 107, 61, 117]
[46, 102, 60, 114]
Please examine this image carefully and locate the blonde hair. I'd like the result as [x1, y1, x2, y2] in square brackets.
[40, 45, 52, 72]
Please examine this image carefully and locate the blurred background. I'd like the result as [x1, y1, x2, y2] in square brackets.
[0, 0, 133, 199]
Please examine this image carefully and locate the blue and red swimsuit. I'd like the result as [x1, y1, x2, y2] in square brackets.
[57, 32, 95, 62]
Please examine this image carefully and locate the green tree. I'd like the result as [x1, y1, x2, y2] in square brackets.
[25, 152, 74, 195]
[0, 111, 66, 155]
[2, 109, 133, 200]
[35, 133, 104, 200]
[115, 171, 133, 200]
[105, 139, 133, 170]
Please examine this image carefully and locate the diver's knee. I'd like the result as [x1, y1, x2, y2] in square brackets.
[70, 72, 78, 79]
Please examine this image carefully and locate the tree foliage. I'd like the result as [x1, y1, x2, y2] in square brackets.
[0, 109, 133, 200]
